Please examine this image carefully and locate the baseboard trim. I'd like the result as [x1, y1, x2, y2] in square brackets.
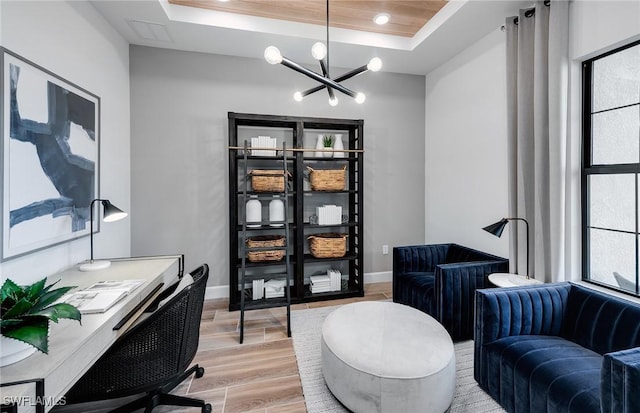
[205, 285, 229, 300]
[364, 271, 392, 284]
[206, 271, 393, 301]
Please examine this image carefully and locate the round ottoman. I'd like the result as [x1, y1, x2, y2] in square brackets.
[321, 301, 455, 413]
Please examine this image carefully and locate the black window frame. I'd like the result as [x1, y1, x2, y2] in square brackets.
[582, 39, 640, 297]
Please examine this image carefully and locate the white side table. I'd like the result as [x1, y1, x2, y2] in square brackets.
[488, 273, 543, 288]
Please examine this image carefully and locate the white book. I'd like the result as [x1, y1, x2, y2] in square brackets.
[253, 279, 264, 300]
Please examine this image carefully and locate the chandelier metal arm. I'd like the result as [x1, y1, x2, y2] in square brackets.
[319, 60, 336, 100]
[299, 63, 370, 97]
[280, 56, 356, 98]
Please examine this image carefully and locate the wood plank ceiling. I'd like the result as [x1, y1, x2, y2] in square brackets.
[167, 0, 449, 38]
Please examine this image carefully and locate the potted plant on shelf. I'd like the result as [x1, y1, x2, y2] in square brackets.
[1, 278, 81, 366]
[322, 134, 334, 158]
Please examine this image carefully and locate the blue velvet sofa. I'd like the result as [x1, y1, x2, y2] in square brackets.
[475, 282, 640, 413]
[392, 243, 508, 341]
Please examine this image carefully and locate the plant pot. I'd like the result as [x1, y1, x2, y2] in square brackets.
[1, 336, 37, 367]
[323, 147, 333, 157]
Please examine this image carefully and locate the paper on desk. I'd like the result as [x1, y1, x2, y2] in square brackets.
[65, 279, 145, 314]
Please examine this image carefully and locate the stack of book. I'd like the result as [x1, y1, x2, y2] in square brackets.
[316, 205, 343, 225]
[327, 269, 342, 291]
[251, 136, 276, 156]
[265, 278, 286, 298]
[252, 279, 264, 300]
[310, 275, 331, 293]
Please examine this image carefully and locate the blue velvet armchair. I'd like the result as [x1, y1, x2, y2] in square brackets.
[475, 282, 640, 413]
[392, 243, 508, 341]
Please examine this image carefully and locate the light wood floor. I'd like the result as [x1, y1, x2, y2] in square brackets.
[58, 282, 391, 413]
[179, 281, 393, 413]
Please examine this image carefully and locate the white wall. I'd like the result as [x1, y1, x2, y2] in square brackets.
[424, 0, 640, 267]
[129, 46, 426, 288]
[0, 1, 131, 284]
[570, 0, 640, 61]
[425, 28, 509, 258]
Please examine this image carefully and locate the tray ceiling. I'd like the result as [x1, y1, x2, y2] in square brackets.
[167, 0, 448, 38]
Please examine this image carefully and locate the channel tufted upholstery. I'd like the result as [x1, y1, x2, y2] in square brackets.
[393, 243, 508, 341]
[475, 282, 640, 413]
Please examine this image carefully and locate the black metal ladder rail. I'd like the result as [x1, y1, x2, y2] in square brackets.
[239, 141, 292, 343]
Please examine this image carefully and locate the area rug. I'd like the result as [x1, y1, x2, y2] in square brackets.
[290, 305, 506, 413]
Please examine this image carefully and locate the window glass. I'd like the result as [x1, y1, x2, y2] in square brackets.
[588, 174, 635, 232]
[592, 44, 640, 112]
[591, 106, 639, 165]
[588, 228, 635, 287]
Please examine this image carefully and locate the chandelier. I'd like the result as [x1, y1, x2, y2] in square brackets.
[264, 0, 382, 106]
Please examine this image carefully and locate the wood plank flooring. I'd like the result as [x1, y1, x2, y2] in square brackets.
[182, 281, 392, 413]
[58, 282, 392, 413]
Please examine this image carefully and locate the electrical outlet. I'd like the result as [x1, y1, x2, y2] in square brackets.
[382, 245, 389, 255]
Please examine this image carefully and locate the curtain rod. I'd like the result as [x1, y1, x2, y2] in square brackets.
[500, 0, 551, 31]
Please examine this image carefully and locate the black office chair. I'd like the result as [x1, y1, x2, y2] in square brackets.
[62, 264, 212, 413]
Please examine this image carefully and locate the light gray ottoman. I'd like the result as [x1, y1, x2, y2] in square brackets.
[321, 301, 455, 413]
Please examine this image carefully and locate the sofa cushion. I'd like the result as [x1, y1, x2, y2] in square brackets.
[562, 284, 640, 355]
[392, 272, 435, 316]
[485, 335, 601, 413]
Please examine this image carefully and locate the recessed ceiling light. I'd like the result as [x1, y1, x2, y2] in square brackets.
[373, 13, 390, 25]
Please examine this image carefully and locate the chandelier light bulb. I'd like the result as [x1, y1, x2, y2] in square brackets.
[367, 57, 382, 72]
[264, 46, 283, 65]
[293, 91, 303, 102]
[311, 42, 327, 60]
[355, 93, 366, 104]
[329, 96, 339, 106]
[373, 13, 390, 25]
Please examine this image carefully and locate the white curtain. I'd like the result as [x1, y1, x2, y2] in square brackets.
[505, 0, 570, 283]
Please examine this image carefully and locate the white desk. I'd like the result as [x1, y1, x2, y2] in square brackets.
[0, 256, 181, 413]
[488, 273, 543, 288]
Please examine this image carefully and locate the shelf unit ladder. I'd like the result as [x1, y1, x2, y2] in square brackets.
[238, 141, 292, 343]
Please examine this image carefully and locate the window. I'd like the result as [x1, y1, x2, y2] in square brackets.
[583, 40, 640, 296]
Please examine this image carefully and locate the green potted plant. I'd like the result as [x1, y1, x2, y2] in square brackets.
[1, 277, 81, 366]
[323, 134, 334, 158]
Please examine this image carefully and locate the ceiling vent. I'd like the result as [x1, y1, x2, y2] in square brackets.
[128, 20, 172, 42]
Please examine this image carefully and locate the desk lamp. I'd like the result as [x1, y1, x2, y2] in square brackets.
[483, 217, 530, 279]
[79, 199, 128, 272]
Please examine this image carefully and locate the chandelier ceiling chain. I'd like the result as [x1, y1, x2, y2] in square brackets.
[264, 0, 382, 106]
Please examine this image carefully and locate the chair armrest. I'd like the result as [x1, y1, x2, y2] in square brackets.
[602, 347, 640, 413]
[434, 260, 509, 341]
[473, 283, 571, 386]
[393, 244, 449, 275]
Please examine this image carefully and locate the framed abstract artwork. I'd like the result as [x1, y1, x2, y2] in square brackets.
[1, 48, 100, 260]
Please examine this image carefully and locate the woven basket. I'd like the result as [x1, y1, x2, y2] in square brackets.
[250, 170, 287, 192]
[247, 235, 286, 262]
[308, 233, 348, 258]
[307, 166, 346, 191]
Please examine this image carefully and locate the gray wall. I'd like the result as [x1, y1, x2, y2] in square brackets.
[130, 45, 425, 288]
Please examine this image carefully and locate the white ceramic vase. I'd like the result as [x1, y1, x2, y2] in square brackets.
[246, 196, 262, 228]
[315, 134, 325, 158]
[269, 195, 284, 227]
[333, 134, 345, 158]
[1, 336, 37, 367]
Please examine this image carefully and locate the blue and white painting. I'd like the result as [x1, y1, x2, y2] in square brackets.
[2, 50, 99, 260]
